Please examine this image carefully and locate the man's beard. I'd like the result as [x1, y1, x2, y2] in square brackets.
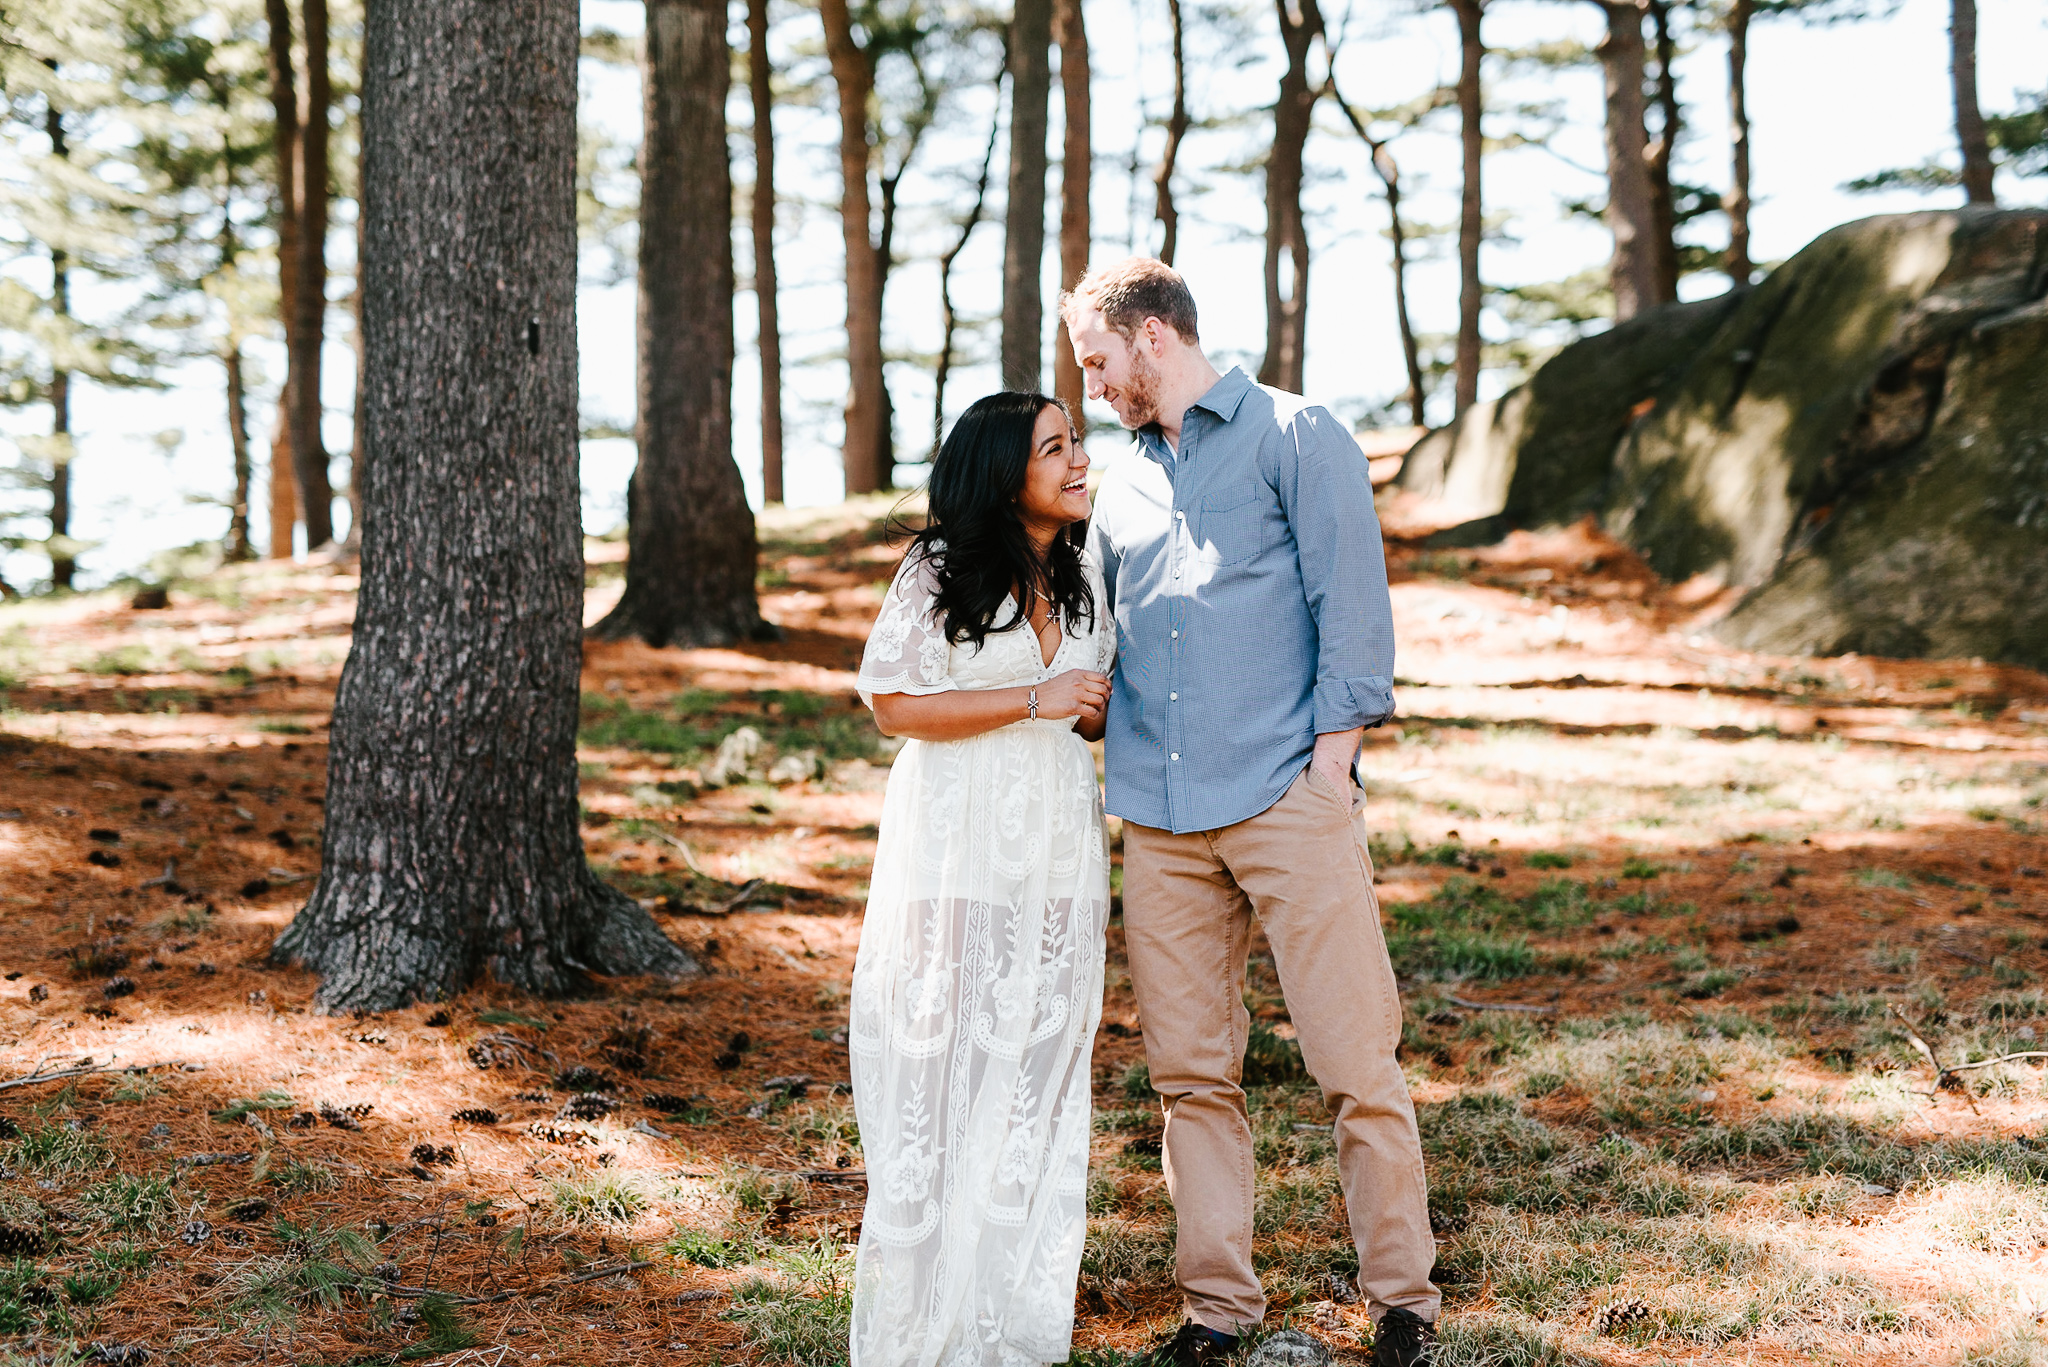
[1115, 346, 1162, 430]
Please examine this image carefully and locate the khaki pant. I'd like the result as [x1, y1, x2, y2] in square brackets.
[1121, 766, 1439, 1331]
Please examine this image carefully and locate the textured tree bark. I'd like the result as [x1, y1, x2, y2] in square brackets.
[1051, 0, 1090, 418]
[1596, 0, 1658, 322]
[225, 345, 254, 561]
[591, 0, 765, 648]
[1153, 0, 1189, 266]
[935, 84, 1003, 457]
[1950, 0, 1995, 204]
[1327, 81, 1425, 430]
[342, 202, 365, 552]
[1645, 0, 1681, 303]
[1001, 0, 1053, 392]
[1258, 0, 1322, 394]
[272, 0, 698, 1011]
[290, 0, 335, 549]
[1725, 0, 1752, 285]
[821, 0, 885, 493]
[747, 0, 784, 505]
[265, 0, 301, 559]
[44, 100, 74, 592]
[1450, 0, 1483, 416]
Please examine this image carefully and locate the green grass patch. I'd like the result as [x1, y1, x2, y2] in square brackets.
[1525, 851, 1574, 869]
[77, 1172, 179, 1233]
[724, 1239, 854, 1367]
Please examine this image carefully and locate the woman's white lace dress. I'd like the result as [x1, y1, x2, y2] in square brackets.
[849, 546, 1114, 1367]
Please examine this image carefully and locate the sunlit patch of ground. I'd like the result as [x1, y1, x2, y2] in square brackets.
[0, 493, 2044, 1365]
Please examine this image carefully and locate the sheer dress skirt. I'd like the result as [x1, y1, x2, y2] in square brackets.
[849, 720, 1110, 1367]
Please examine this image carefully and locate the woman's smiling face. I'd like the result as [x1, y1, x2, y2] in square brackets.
[1015, 403, 1091, 541]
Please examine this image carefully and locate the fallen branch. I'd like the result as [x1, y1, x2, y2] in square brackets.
[383, 1259, 657, 1306]
[0, 1059, 185, 1093]
[140, 860, 178, 889]
[654, 830, 709, 878]
[1938, 943, 1991, 967]
[1447, 995, 1555, 1014]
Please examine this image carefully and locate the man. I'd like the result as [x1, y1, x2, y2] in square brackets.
[1063, 258, 1438, 1367]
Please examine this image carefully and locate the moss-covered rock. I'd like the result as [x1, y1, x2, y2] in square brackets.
[1399, 208, 2048, 668]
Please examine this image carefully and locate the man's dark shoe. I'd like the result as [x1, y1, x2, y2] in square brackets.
[1370, 1307, 1435, 1367]
[1145, 1321, 1241, 1367]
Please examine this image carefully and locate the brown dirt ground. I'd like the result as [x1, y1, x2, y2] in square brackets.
[0, 491, 2044, 1365]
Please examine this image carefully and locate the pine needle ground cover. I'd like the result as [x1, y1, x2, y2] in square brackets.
[0, 495, 2043, 1365]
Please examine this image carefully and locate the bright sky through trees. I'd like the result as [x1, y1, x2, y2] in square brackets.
[1, 0, 2041, 589]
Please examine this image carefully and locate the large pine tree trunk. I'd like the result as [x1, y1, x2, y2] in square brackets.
[1596, 0, 1659, 322]
[273, 0, 697, 1012]
[1051, 0, 1090, 418]
[1950, 0, 1995, 204]
[591, 0, 765, 648]
[1258, 0, 1321, 395]
[291, 0, 335, 549]
[1001, 0, 1053, 392]
[1725, 0, 1752, 285]
[821, 0, 885, 493]
[1153, 0, 1188, 266]
[1450, 0, 1483, 416]
[747, 0, 784, 505]
[265, 0, 301, 559]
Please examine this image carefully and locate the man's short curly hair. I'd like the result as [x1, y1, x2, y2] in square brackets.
[1058, 257, 1200, 346]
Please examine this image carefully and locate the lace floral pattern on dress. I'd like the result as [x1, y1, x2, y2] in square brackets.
[848, 545, 1114, 1367]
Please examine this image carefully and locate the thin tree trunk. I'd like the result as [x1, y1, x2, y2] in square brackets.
[1725, 0, 1752, 285]
[1596, 0, 1658, 322]
[273, 0, 696, 1011]
[1051, 0, 1090, 418]
[593, 0, 763, 647]
[935, 83, 1003, 457]
[225, 345, 254, 560]
[821, 0, 884, 493]
[265, 0, 300, 559]
[1646, 0, 1681, 302]
[1450, 0, 1483, 415]
[1154, 0, 1188, 266]
[747, 0, 784, 504]
[268, 415, 297, 557]
[1950, 0, 1994, 204]
[1327, 79, 1425, 430]
[1001, 0, 1053, 391]
[291, 0, 334, 548]
[1259, 0, 1322, 394]
[44, 98, 74, 591]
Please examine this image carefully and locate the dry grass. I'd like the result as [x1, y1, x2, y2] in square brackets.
[0, 497, 2044, 1364]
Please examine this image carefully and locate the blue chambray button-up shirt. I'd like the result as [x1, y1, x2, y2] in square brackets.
[1087, 366, 1397, 835]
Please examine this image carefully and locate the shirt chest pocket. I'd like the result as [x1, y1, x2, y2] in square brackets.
[1195, 485, 1275, 565]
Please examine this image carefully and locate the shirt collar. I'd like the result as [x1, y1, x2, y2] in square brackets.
[1137, 367, 1253, 463]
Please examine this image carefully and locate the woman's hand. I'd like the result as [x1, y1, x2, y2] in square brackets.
[1034, 669, 1111, 724]
[871, 669, 1112, 742]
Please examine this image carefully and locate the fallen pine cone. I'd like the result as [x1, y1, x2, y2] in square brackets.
[525, 1120, 598, 1147]
[451, 1107, 500, 1126]
[1589, 1297, 1652, 1336]
[555, 1092, 621, 1122]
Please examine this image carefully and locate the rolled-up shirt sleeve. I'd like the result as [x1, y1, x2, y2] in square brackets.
[1277, 407, 1397, 734]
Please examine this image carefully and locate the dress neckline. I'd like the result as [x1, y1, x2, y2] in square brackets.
[999, 593, 1064, 670]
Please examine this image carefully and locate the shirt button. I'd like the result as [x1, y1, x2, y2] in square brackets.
[1170, 753, 1180, 761]
[1175, 511, 1185, 521]
[1171, 630, 1179, 639]
[1170, 692, 1178, 701]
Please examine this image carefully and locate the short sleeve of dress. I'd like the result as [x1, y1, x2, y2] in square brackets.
[857, 548, 959, 710]
[1088, 549, 1117, 676]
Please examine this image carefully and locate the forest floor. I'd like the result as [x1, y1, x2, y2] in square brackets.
[2, 490, 2047, 1367]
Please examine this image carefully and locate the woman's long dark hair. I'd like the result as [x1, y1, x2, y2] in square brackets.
[902, 391, 1095, 649]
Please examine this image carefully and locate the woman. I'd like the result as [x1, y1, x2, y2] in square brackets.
[850, 391, 1115, 1367]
